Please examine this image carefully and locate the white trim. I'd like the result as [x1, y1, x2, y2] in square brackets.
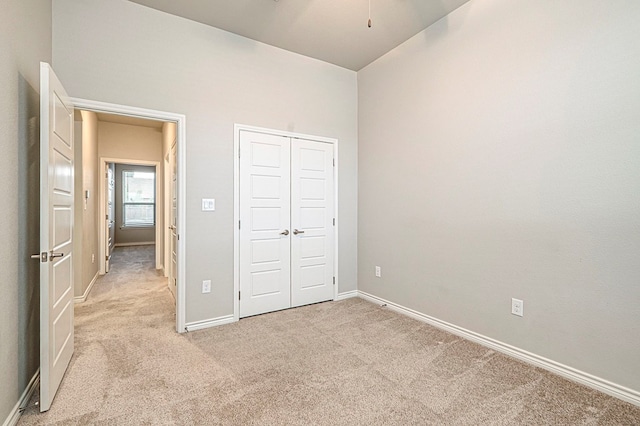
[185, 315, 236, 332]
[332, 140, 339, 301]
[73, 98, 187, 334]
[233, 127, 240, 322]
[74, 271, 99, 304]
[335, 290, 358, 301]
[357, 290, 640, 407]
[233, 124, 339, 322]
[113, 242, 155, 247]
[2, 370, 39, 426]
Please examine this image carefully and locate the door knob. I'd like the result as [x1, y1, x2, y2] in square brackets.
[293, 229, 305, 235]
[49, 252, 64, 259]
[31, 252, 48, 262]
[280, 229, 289, 236]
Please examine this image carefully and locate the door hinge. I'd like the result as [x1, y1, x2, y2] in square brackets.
[333, 218, 335, 226]
[333, 158, 335, 167]
[333, 277, 335, 285]
[239, 220, 241, 230]
[238, 291, 241, 301]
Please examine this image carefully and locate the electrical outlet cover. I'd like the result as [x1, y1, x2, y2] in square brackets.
[511, 298, 523, 317]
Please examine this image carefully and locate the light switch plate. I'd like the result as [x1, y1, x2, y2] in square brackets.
[202, 198, 215, 211]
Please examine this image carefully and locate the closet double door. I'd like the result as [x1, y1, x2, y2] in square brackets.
[239, 130, 335, 318]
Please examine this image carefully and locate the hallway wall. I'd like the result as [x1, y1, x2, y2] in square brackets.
[74, 110, 100, 299]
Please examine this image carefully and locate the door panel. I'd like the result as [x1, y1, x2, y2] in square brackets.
[291, 139, 334, 308]
[239, 131, 291, 318]
[39, 62, 74, 412]
[105, 163, 115, 272]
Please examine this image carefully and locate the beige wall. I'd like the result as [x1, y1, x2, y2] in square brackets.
[0, 0, 51, 422]
[358, 0, 640, 393]
[98, 121, 163, 163]
[162, 122, 176, 276]
[53, 0, 358, 324]
[74, 111, 100, 299]
[98, 121, 162, 248]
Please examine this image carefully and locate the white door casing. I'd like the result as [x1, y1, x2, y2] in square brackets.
[169, 141, 178, 300]
[39, 62, 74, 412]
[290, 139, 335, 307]
[72, 98, 186, 333]
[239, 131, 292, 318]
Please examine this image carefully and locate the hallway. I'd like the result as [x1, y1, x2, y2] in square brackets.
[90, 245, 169, 303]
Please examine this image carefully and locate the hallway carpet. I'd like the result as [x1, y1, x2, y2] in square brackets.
[19, 246, 640, 425]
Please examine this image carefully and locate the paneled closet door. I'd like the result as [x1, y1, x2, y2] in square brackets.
[290, 139, 335, 308]
[239, 131, 291, 318]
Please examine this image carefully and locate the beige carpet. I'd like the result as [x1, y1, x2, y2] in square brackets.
[19, 246, 640, 425]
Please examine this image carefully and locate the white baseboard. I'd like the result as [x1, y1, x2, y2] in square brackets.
[2, 370, 39, 426]
[113, 242, 155, 247]
[335, 290, 359, 301]
[74, 271, 99, 304]
[185, 315, 235, 332]
[357, 290, 640, 407]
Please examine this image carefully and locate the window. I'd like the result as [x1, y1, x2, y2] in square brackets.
[122, 170, 155, 227]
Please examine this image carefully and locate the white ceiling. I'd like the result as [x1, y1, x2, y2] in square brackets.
[128, 0, 472, 71]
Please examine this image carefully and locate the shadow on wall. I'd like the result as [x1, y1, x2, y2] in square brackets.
[17, 74, 40, 391]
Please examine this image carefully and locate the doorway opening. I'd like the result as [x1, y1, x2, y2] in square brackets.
[72, 99, 186, 333]
[100, 159, 161, 274]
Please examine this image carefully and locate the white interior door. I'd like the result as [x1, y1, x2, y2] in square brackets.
[105, 163, 114, 272]
[169, 141, 177, 300]
[38, 62, 74, 412]
[290, 139, 335, 307]
[239, 131, 291, 318]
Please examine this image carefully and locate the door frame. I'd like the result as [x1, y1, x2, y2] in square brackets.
[98, 158, 161, 272]
[72, 98, 187, 333]
[233, 124, 339, 322]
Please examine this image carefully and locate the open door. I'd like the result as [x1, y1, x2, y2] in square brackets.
[105, 163, 115, 272]
[37, 62, 75, 412]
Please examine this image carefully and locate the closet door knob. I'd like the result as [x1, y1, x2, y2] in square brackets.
[293, 229, 305, 235]
[280, 229, 289, 236]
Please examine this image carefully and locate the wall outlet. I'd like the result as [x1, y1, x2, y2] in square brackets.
[511, 298, 523, 317]
[91, 254, 95, 264]
[375, 266, 381, 278]
[202, 280, 211, 294]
